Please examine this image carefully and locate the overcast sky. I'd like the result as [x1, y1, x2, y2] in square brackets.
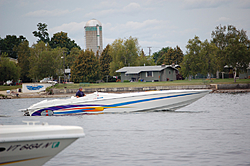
[1, 0, 250, 55]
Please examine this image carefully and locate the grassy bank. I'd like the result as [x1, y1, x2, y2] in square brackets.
[0, 85, 22, 91]
[54, 78, 250, 89]
[1, 78, 249, 91]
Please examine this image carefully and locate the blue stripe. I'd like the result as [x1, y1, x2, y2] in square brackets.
[107, 92, 200, 107]
[54, 108, 96, 114]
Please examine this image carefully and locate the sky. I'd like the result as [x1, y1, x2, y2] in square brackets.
[1, 0, 250, 55]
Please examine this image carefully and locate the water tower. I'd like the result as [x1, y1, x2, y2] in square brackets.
[84, 19, 103, 55]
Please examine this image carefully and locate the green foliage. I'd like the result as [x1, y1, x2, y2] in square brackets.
[71, 49, 100, 83]
[0, 53, 20, 82]
[135, 49, 155, 66]
[199, 40, 218, 78]
[14, 40, 31, 82]
[0, 35, 27, 59]
[49, 31, 81, 53]
[182, 36, 219, 79]
[124, 36, 139, 65]
[99, 44, 112, 81]
[28, 42, 62, 81]
[32, 23, 50, 43]
[110, 39, 125, 76]
[225, 37, 249, 72]
[1, 22, 249, 84]
[211, 24, 250, 82]
[180, 36, 203, 78]
[181, 36, 227, 80]
[66, 47, 80, 68]
[212, 25, 249, 49]
[50, 47, 65, 77]
[161, 46, 184, 65]
[153, 47, 170, 64]
[109, 37, 140, 76]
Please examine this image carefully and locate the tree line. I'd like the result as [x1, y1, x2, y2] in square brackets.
[181, 25, 250, 82]
[0, 23, 249, 84]
[0, 23, 81, 83]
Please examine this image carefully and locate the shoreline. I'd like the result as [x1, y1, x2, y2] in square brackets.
[1, 89, 250, 99]
[1, 83, 250, 99]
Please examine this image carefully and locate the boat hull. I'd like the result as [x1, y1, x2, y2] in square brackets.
[0, 138, 78, 166]
[26, 90, 211, 116]
[0, 124, 85, 166]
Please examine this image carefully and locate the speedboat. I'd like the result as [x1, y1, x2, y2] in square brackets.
[0, 121, 85, 166]
[22, 90, 211, 116]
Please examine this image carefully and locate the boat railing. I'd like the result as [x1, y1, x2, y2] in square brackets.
[22, 121, 45, 125]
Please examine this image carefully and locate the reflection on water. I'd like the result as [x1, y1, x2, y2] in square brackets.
[1, 93, 250, 166]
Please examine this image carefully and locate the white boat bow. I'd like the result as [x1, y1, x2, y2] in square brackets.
[0, 121, 85, 166]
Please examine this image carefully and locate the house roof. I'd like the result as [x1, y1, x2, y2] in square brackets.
[116, 65, 177, 74]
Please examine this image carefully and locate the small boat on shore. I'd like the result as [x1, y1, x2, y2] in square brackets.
[0, 121, 85, 166]
[21, 90, 211, 116]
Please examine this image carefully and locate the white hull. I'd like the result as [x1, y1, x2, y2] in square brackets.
[0, 123, 84, 166]
[23, 90, 211, 116]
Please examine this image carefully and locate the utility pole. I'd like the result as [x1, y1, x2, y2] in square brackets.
[147, 47, 152, 56]
[61, 52, 66, 83]
[106, 75, 109, 82]
[63, 52, 66, 83]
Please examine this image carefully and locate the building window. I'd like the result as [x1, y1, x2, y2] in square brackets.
[146, 71, 153, 77]
[169, 71, 171, 74]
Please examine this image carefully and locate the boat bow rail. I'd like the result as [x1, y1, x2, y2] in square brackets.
[0, 122, 85, 143]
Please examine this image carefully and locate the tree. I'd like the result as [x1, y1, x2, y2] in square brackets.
[109, 37, 140, 76]
[0, 35, 27, 59]
[71, 49, 99, 83]
[181, 36, 202, 79]
[135, 49, 154, 66]
[109, 39, 125, 76]
[29, 42, 62, 81]
[0, 53, 20, 83]
[14, 40, 31, 82]
[153, 47, 170, 64]
[173, 46, 184, 65]
[181, 36, 224, 80]
[49, 31, 81, 52]
[161, 46, 184, 65]
[199, 40, 218, 79]
[29, 42, 47, 81]
[211, 25, 250, 82]
[211, 25, 228, 72]
[180, 54, 193, 80]
[49, 47, 65, 79]
[224, 36, 250, 82]
[66, 47, 80, 68]
[162, 48, 174, 65]
[99, 44, 112, 81]
[123, 36, 139, 66]
[33, 23, 50, 44]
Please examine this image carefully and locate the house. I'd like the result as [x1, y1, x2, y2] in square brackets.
[116, 64, 179, 82]
[239, 64, 250, 79]
[219, 65, 250, 79]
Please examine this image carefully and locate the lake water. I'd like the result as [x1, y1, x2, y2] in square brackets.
[1, 93, 250, 166]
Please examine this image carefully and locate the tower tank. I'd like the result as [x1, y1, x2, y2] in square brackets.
[84, 19, 103, 55]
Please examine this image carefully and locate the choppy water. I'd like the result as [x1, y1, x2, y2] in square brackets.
[1, 93, 250, 166]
